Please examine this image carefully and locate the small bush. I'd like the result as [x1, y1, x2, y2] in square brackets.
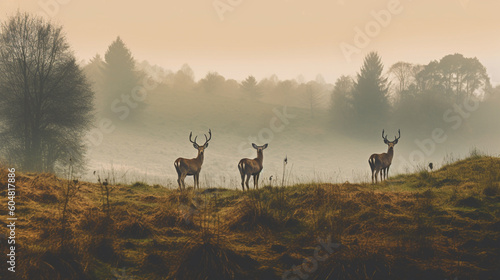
[483, 183, 499, 196]
[467, 147, 484, 160]
[116, 218, 152, 239]
[228, 198, 279, 231]
[173, 241, 259, 280]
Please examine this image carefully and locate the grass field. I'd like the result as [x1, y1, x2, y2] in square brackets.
[1, 154, 499, 279]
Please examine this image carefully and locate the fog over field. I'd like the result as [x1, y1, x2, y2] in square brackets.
[81, 58, 500, 188]
[2, 2, 500, 280]
[1, 0, 500, 188]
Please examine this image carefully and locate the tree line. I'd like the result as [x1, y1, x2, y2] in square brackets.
[1, 12, 499, 174]
[330, 52, 495, 139]
[84, 41, 332, 122]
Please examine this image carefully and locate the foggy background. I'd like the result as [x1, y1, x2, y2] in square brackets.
[1, 0, 499, 188]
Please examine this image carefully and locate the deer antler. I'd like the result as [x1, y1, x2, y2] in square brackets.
[202, 129, 212, 146]
[189, 132, 199, 146]
[382, 129, 388, 141]
[394, 129, 401, 141]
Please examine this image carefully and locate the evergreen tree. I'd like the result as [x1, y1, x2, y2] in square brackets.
[241, 75, 261, 100]
[84, 54, 105, 111]
[330, 75, 354, 129]
[101, 37, 141, 120]
[351, 52, 390, 131]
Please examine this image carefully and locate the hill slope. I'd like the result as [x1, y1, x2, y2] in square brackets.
[1, 156, 499, 279]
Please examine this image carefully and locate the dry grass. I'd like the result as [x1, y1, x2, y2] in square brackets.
[0, 156, 499, 279]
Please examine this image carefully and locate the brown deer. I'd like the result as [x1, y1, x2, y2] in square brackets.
[369, 129, 400, 184]
[238, 143, 268, 191]
[174, 129, 212, 190]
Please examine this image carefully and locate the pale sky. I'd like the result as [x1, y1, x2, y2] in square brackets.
[1, 0, 499, 84]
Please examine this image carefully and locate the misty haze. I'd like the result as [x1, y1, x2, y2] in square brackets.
[1, 1, 499, 279]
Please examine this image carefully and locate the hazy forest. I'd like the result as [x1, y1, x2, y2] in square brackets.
[84, 38, 499, 187]
[0, 7, 499, 280]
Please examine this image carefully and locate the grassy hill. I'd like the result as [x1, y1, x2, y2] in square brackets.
[1, 155, 499, 279]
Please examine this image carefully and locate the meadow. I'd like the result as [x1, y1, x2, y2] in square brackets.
[1, 152, 499, 279]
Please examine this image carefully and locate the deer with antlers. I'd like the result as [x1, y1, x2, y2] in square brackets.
[174, 129, 212, 190]
[369, 129, 400, 184]
[238, 143, 268, 191]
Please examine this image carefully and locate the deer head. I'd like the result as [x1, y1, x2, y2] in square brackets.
[252, 143, 268, 156]
[382, 129, 400, 149]
[189, 129, 212, 156]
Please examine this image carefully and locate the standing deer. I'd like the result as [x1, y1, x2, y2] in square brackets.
[174, 129, 212, 190]
[238, 143, 268, 191]
[369, 129, 400, 184]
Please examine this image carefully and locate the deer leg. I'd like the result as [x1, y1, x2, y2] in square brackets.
[240, 173, 246, 191]
[254, 173, 260, 189]
[196, 173, 200, 189]
[382, 168, 386, 181]
[245, 175, 251, 191]
[177, 176, 182, 191]
[180, 173, 187, 190]
[386, 166, 390, 180]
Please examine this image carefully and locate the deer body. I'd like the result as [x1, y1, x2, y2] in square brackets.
[238, 143, 268, 191]
[174, 130, 211, 190]
[369, 129, 400, 184]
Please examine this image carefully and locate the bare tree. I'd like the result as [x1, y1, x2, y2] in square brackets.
[388, 61, 414, 94]
[0, 13, 93, 172]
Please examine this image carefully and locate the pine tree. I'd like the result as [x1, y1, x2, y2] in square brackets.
[84, 54, 105, 111]
[330, 75, 354, 129]
[351, 52, 390, 131]
[241, 75, 261, 100]
[101, 37, 141, 120]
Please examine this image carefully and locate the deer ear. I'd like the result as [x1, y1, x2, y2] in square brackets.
[384, 139, 389, 144]
[204, 143, 209, 148]
[393, 139, 398, 144]
[263, 143, 268, 149]
[252, 143, 258, 149]
[193, 143, 199, 149]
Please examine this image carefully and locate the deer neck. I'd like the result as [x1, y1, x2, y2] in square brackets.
[196, 151, 204, 164]
[255, 151, 264, 166]
[386, 146, 394, 160]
